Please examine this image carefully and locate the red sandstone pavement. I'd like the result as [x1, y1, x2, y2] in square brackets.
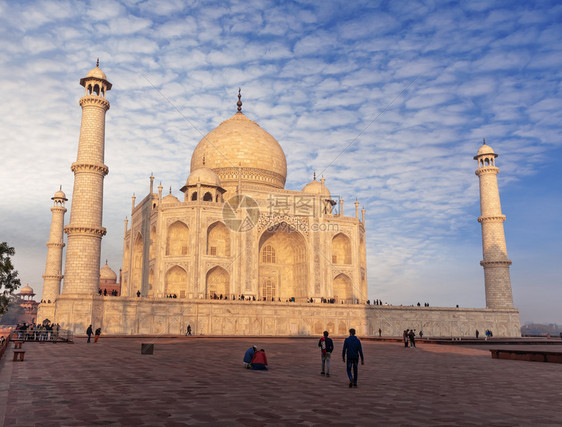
[0, 337, 561, 426]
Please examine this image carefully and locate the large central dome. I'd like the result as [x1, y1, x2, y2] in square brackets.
[190, 111, 287, 190]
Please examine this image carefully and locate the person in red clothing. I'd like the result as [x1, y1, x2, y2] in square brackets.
[250, 348, 268, 370]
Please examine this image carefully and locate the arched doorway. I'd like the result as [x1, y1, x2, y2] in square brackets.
[132, 233, 143, 292]
[333, 273, 353, 303]
[167, 221, 189, 256]
[207, 222, 231, 256]
[165, 266, 187, 297]
[206, 266, 229, 298]
[332, 233, 352, 264]
[258, 223, 308, 301]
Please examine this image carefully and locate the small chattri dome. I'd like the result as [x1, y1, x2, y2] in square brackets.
[302, 176, 330, 197]
[477, 144, 495, 156]
[186, 167, 222, 187]
[52, 189, 67, 200]
[80, 60, 112, 89]
[86, 66, 107, 81]
[163, 192, 179, 203]
[20, 285, 34, 295]
[100, 263, 117, 281]
[475, 139, 497, 158]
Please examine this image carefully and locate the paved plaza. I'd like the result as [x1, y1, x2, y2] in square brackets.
[0, 337, 561, 426]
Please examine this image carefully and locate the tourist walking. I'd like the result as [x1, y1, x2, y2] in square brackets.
[94, 327, 101, 343]
[378, 328, 382, 337]
[476, 329, 479, 339]
[186, 325, 192, 336]
[342, 328, 364, 388]
[403, 329, 409, 348]
[86, 325, 93, 343]
[318, 331, 334, 377]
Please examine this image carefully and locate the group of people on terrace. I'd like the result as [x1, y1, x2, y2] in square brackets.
[14, 322, 60, 341]
[98, 288, 119, 296]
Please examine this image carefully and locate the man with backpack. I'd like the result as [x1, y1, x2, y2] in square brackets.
[318, 331, 334, 377]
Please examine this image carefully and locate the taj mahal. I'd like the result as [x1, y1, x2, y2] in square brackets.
[36, 63, 521, 337]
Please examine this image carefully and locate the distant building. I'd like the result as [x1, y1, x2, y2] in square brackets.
[16, 285, 39, 324]
[99, 261, 120, 296]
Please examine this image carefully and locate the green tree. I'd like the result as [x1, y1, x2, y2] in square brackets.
[0, 242, 21, 316]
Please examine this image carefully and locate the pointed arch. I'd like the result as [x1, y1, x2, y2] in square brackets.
[206, 266, 229, 298]
[207, 221, 230, 256]
[258, 223, 308, 301]
[333, 273, 353, 303]
[148, 268, 154, 297]
[360, 235, 366, 269]
[165, 265, 187, 297]
[203, 191, 213, 201]
[149, 225, 156, 259]
[132, 232, 143, 291]
[332, 233, 352, 265]
[167, 221, 189, 256]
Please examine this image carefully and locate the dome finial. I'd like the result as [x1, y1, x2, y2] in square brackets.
[313, 171, 316, 181]
[105, 259, 108, 265]
[237, 88, 242, 112]
[202, 153, 206, 166]
[96, 58, 99, 67]
[483, 138, 486, 145]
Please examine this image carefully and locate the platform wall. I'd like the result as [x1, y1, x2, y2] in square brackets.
[49, 296, 521, 337]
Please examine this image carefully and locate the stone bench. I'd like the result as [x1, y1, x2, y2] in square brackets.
[13, 350, 25, 361]
[490, 349, 562, 364]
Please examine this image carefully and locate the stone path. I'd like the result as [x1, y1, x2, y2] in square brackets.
[0, 337, 561, 426]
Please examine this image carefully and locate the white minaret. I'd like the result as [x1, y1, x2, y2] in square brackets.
[474, 139, 514, 309]
[37, 188, 67, 322]
[62, 60, 111, 295]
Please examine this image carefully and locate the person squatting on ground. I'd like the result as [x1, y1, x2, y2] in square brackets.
[342, 328, 364, 388]
[318, 331, 334, 377]
[86, 325, 93, 343]
[250, 348, 268, 370]
[94, 327, 101, 343]
[243, 345, 257, 368]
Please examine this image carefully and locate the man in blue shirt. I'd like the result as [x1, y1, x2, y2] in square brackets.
[342, 328, 364, 388]
[243, 345, 257, 369]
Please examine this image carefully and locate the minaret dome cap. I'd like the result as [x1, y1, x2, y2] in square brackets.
[86, 66, 107, 80]
[474, 139, 498, 159]
[80, 61, 112, 90]
[52, 189, 67, 200]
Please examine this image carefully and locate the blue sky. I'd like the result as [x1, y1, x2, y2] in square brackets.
[0, 0, 560, 324]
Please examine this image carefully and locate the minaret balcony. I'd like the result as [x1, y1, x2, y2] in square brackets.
[478, 215, 506, 223]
